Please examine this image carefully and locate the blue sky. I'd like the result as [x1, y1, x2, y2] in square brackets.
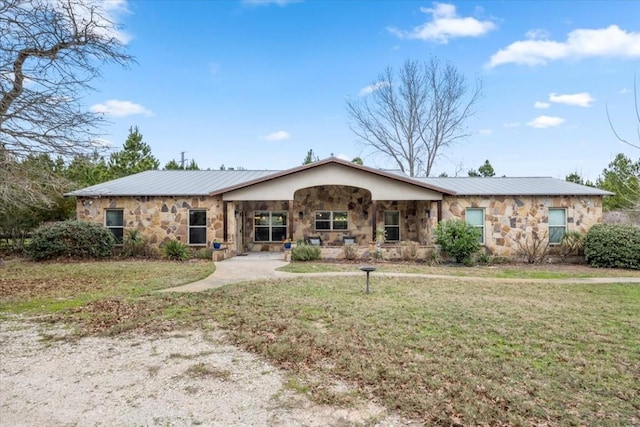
[88, 0, 640, 180]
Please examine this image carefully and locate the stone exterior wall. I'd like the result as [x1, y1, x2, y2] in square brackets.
[76, 196, 224, 249]
[441, 195, 604, 256]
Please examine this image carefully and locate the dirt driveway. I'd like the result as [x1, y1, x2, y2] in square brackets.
[0, 319, 415, 427]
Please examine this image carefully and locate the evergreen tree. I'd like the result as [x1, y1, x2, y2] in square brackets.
[108, 126, 159, 178]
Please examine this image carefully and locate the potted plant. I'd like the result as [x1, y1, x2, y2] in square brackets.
[213, 239, 221, 250]
[282, 238, 292, 249]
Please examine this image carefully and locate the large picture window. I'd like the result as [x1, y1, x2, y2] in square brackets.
[548, 208, 566, 244]
[384, 211, 400, 242]
[254, 211, 287, 242]
[105, 209, 124, 244]
[189, 209, 207, 245]
[465, 208, 484, 244]
[315, 211, 348, 230]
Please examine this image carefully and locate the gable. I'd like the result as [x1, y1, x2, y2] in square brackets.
[217, 162, 444, 201]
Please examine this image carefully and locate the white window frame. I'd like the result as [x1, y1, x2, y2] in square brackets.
[188, 209, 207, 245]
[465, 208, 485, 244]
[314, 211, 348, 231]
[254, 211, 288, 242]
[383, 210, 400, 242]
[105, 209, 124, 244]
[548, 208, 567, 244]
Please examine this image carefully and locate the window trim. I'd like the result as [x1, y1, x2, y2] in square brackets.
[105, 209, 124, 245]
[314, 211, 348, 231]
[383, 210, 400, 242]
[254, 210, 288, 242]
[548, 208, 567, 245]
[465, 208, 485, 245]
[188, 209, 207, 246]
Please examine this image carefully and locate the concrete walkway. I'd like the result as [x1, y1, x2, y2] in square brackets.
[159, 253, 640, 293]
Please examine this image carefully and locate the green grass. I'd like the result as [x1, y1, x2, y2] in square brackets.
[193, 277, 640, 425]
[278, 261, 640, 278]
[1, 258, 639, 425]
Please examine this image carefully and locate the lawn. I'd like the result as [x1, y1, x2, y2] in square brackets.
[1, 259, 639, 425]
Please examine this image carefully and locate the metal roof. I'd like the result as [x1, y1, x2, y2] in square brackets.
[65, 163, 613, 198]
[417, 177, 613, 196]
[65, 170, 279, 197]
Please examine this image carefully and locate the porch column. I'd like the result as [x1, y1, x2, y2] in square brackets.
[288, 199, 294, 239]
[371, 200, 377, 241]
[223, 201, 229, 242]
[437, 200, 442, 223]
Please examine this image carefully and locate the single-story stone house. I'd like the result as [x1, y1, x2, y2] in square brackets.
[66, 157, 612, 259]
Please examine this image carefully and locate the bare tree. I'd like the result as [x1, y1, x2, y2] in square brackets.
[346, 58, 481, 177]
[606, 76, 640, 150]
[0, 0, 132, 212]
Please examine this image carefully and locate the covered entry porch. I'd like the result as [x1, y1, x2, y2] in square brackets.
[212, 159, 448, 257]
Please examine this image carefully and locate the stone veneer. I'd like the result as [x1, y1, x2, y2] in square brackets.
[75, 191, 604, 259]
[76, 196, 225, 250]
[441, 195, 604, 256]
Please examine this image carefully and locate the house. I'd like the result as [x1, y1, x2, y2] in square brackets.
[66, 157, 612, 259]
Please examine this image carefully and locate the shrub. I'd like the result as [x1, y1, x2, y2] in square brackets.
[434, 219, 481, 263]
[560, 230, 585, 256]
[291, 244, 321, 261]
[162, 240, 190, 261]
[343, 244, 357, 261]
[25, 220, 115, 260]
[399, 241, 419, 261]
[512, 231, 550, 264]
[195, 247, 213, 260]
[585, 224, 640, 269]
[122, 229, 148, 257]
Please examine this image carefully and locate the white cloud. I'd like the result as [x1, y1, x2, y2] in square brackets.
[503, 122, 521, 128]
[90, 100, 152, 117]
[619, 88, 629, 94]
[534, 101, 550, 109]
[489, 25, 640, 67]
[525, 29, 549, 40]
[527, 115, 565, 128]
[388, 2, 496, 44]
[478, 128, 493, 135]
[336, 153, 351, 161]
[263, 130, 290, 141]
[359, 81, 389, 96]
[549, 92, 595, 107]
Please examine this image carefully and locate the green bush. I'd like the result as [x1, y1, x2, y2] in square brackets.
[584, 224, 640, 269]
[25, 220, 115, 260]
[122, 229, 148, 257]
[291, 244, 321, 261]
[195, 247, 213, 260]
[434, 219, 481, 263]
[162, 240, 190, 261]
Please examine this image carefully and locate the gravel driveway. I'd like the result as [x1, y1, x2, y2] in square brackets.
[0, 319, 414, 427]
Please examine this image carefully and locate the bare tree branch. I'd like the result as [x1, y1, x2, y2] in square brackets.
[0, 0, 133, 213]
[606, 75, 640, 150]
[346, 58, 481, 177]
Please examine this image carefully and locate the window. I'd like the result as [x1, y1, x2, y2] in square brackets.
[384, 211, 400, 242]
[315, 211, 348, 230]
[189, 209, 207, 245]
[254, 211, 287, 242]
[105, 209, 124, 244]
[465, 208, 484, 244]
[548, 208, 566, 244]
